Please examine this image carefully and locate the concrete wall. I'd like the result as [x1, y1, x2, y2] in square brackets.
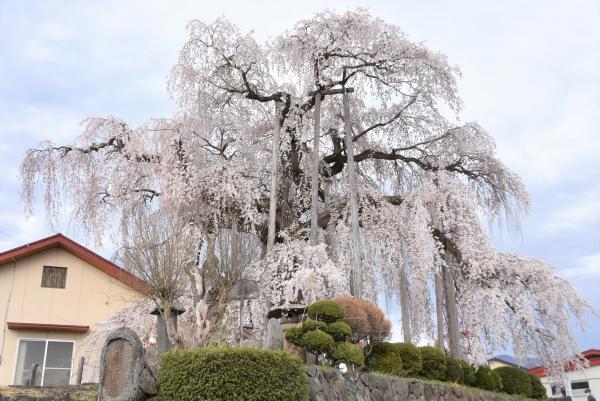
[0, 247, 142, 385]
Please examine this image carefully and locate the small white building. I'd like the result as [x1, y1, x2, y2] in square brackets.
[529, 349, 600, 400]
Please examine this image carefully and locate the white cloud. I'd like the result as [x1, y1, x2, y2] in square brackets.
[559, 253, 600, 279]
[542, 184, 600, 233]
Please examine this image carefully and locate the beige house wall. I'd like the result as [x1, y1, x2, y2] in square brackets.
[488, 359, 516, 370]
[0, 247, 142, 385]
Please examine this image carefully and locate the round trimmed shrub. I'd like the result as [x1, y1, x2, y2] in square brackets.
[395, 343, 422, 377]
[474, 366, 501, 391]
[330, 342, 364, 366]
[418, 346, 447, 380]
[367, 342, 402, 377]
[301, 320, 328, 333]
[326, 321, 352, 341]
[285, 326, 303, 345]
[300, 330, 335, 354]
[529, 374, 546, 399]
[459, 360, 476, 387]
[445, 358, 464, 384]
[495, 366, 532, 396]
[159, 347, 309, 401]
[332, 296, 391, 342]
[307, 300, 344, 323]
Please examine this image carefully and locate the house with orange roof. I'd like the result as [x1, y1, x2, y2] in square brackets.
[0, 234, 146, 386]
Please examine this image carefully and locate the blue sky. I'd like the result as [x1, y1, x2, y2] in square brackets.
[0, 1, 598, 350]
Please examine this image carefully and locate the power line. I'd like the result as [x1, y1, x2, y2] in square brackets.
[0, 228, 21, 243]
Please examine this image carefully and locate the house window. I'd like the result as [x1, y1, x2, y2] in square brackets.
[41, 266, 67, 289]
[571, 380, 590, 396]
[13, 340, 74, 386]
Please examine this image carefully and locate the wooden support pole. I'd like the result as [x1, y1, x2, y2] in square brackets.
[435, 271, 445, 349]
[342, 87, 362, 297]
[76, 356, 85, 385]
[399, 262, 412, 344]
[267, 101, 281, 251]
[443, 251, 462, 359]
[309, 92, 322, 245]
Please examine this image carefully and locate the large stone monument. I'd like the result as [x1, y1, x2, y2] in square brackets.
[97, 327, 159, 401]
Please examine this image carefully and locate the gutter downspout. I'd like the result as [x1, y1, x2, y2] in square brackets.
[0, 257, 17, 366]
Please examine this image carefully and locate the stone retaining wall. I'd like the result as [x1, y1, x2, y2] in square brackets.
[306, 366, 532, 401]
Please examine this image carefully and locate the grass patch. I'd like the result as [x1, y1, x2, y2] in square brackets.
[0, 384, 97, 401]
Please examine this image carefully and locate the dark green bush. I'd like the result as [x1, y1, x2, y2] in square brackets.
[159, 347, 309, 401]
[395, 343, 422, 376]
[492, 369, 502, 391]
[326, 321, 352, 341]
[367, 342, 402, 377]
[284, 326, 303, 345]
[495, 366, 532, 396]
[459, 360, 476, 387]
[330, 342, 364, 366]
[300, 330, 335, 354]
[301, 319, 328, 333]
[474, 366, 501, 391]
[529, 374, 546, 399]
[418, 346, 447, 380]
[445, 358, 465, 384]
[307, 300, 344, 322]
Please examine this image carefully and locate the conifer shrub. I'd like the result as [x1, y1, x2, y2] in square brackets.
[529, 373, 547, 399]
[301, 319, 328, 333]
[494, 366, 532, 396]
[285, 326, 303, 344]
[307, 300, 344, 322]
[474, 365, 501, 391]
[159, 347, 309, 401]
[367, 342, 403, 376]
[418, 346, 447, 380]
[325, 321, 352, 341]
[300, 330, 335, 354]
[459, 360, 477, 387]
[445, 358, 465, 384]
[395, 343, 422, 377]
[330, 342, 365, 366]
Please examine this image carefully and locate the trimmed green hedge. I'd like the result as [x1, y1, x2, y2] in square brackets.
[475, 366, 501, 391]
[367, 342, 402, 377]
[445, 358, 464, 384]
[326, 321, 352, 341]
[302, 320, 328, 333]
[396, 343, 422, 377]
[331, 342, 364, 366]
[459, 360, 476, 387]
[159, 347, 309, 401]
[495, 366, 532, 396]
[300, 330, 335, 354]
[285, 326, 303, 344]
[307, 300, 344, 322]
[418, 346, 447, 380]
[529, 373, 546, 399]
